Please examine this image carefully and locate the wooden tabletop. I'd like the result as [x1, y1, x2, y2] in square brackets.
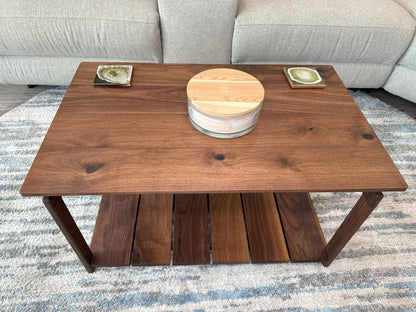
[20, 63, 407, 196]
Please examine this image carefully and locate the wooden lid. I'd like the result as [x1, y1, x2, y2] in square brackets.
[187, 68, 265, 116]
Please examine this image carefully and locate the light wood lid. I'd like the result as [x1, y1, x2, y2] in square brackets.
[187, 68, 265, 116]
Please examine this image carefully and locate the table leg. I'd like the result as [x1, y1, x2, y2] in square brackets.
[43, 196, 94, 273]
[322, 192, 383, 267]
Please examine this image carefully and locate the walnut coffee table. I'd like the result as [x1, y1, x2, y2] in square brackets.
[20, 63, 407, 273]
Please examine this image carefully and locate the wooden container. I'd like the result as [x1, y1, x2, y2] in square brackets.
[187, 68, 265, 138]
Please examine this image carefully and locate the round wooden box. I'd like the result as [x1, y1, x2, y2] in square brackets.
[186, 68, 265, 138]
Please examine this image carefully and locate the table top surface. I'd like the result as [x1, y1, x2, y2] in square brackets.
[20, 63, 407, 196]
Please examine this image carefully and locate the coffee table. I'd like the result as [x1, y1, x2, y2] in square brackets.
[20, 63, 407, 273]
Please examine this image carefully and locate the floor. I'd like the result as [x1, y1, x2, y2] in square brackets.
[357, 88, 416, 120]
[0, 85, 53, 117]
[0, 85, 415, 119]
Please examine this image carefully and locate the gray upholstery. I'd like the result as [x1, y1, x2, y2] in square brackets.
[232, 0, 415, 88]
[394, 0, 416, 16]
[158, 0, 238, 64]
[384, 0, 416, 102]
[0, 0, 162, 84]
[0, 0, 416, 102]
[0, 56, 145, 85]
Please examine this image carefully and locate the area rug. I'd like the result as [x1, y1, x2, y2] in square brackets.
[0, 87, 415, 311]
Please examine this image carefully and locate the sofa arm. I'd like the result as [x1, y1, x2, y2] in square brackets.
[384, 0, 416, 102]
[158, 0, 237, 64]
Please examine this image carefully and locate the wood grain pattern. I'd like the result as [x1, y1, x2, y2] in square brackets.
[323, 192, 383, 266]
[242, 193, 289, 263]
[209, 194, 250, 264]
[187, 68, 264, 116]
[43, 196, 94, 273]
[19, 63, 408, 271]
[131, 194, 174, 265]
[173, 194, 210, 265]
[20, 63, 407, 197]
[276, 193, 326, 261]
[90, 195, 139, 266]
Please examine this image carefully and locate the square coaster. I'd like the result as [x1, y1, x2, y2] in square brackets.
[93, 65, 133, 86]
[283, 67, 325, 88]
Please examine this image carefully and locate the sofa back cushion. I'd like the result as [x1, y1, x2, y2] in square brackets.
[232, 0, 415, 87]
[0, 0, 162, 62]
[159, 0, 238, 63]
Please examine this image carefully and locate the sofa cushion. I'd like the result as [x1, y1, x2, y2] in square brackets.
[0, 0, 162, 62]
[384, 65, 416, 103]
[384, 0, 416, 102]
[159, 0, 238, 63]
[394, 0, 416, 17]
[0, 56, 149, 85]
[232, 0, 415, 87]
[389, 0, 416, 70]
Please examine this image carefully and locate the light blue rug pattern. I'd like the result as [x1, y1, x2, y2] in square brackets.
[0, 87, 415, 311]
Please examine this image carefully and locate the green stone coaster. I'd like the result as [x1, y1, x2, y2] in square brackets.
[283, 67, 326, 89]
[93, 65, 133, 87]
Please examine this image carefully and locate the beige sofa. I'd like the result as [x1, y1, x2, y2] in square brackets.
[0, 0, 415, 102]
[384, 0, 416, 103]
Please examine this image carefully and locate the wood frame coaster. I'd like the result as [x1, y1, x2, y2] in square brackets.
[283, 67, 326, 89]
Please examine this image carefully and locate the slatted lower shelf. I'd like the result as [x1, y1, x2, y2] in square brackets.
[90, 193, 326, 267]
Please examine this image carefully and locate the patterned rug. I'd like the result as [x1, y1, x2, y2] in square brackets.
[0, 87, 415, 311]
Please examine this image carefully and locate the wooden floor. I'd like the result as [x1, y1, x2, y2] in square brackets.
[0, 85, 415, 119]
[0, 85, 54, 116]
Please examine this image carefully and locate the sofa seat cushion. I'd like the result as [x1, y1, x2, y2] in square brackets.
[0, 0, 162, 62]
[232, 0, 415, 87]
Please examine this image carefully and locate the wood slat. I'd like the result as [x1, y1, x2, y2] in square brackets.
[276, 193, 326, 261]
[131, 194, 174, 265]
[90, 195, 139, 266]
[242, 193, 289, 263]
[209, 194, 250, 264]
[173, 194, 210, 265]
